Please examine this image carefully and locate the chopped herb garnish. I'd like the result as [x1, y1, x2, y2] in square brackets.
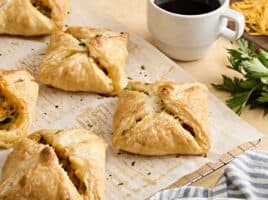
[124, 85, 136, 91]
[156, 108, 164, 113]
[31, 48, 34, 51]
[109, 174, 112, 177]
[79, 42, 86, 47]
[121, 130, 127, 136]
[147, 172, 151, 175]
[131, 161, 136, 166]
[88, 123, 93, 128]
[118, 182, 124, 186]
[127, 77, 133, 80]
[144, 74, 147, 77]
[39, 53, 45, 56]
[141, 65, 145, 70]
[67, 11, 70, 14]
[55, 105, 59, 109]
[15, 79, 24, 83]
[55, 130, 63, 134]
[0, 53, 2, 56]
[65, 24, 69, 27]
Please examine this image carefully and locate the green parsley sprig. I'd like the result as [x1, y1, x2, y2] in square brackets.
[212, 39, 268, 115]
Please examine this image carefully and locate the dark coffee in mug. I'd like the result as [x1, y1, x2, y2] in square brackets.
[155, 0, 221, 15]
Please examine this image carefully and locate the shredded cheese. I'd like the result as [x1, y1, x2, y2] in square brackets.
[231, 0, 268, 36]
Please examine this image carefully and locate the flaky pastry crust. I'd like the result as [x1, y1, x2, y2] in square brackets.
[112, 81, 211, 156]
[0, 0, 68, 36]
[0, 69, 39, 148]
[0, 129, 107, 200]
[39, 27, 128, 95]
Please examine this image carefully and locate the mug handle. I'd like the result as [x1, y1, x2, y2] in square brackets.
[219, 9, 245, 40]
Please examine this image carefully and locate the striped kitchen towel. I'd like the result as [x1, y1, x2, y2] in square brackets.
[151, 151, 268, 200]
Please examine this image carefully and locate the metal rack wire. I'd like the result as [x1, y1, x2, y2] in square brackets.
[169, 138, 262, 187]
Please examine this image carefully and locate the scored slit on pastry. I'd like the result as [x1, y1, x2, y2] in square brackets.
[112, 81, 211, 156]
[39, 27, 128, 95]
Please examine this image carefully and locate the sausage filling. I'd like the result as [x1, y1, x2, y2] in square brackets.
[31, 0, 52, 18]
[38, 136, 86, 194]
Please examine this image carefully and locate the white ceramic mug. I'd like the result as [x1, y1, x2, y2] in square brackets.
[147, 0, 245, 61]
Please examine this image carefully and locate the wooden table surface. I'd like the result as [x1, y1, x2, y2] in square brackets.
[94, 0, 268, 189]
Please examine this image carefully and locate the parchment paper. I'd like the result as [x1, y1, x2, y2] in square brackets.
[0, 1, 263, 199]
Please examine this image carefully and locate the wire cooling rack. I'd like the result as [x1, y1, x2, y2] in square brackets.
[168, 138, 262, 188]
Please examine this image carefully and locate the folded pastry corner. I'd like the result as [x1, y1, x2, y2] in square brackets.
[39, 27, 128, 95]
[0, 69, 39, 148]
[0, 129, 107, 200]
[0, 0, 68, 36]
[112, 81, 211, 156]
[0, 138, 84, 200]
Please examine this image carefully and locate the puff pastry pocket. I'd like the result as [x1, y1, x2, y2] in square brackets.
[0, 0, 68, 36]
[112, 81, 211, 156]
[0, 129, 107, 200]
[39, 27, 129, 95]
[0, 69, 39, 148]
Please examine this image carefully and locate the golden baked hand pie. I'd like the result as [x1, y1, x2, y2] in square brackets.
[0, 0, 68, 36]
[112, 81, 211, 156]
[0, 69, 39, 148]
[39, 27, 129, 95]
[0, 129, 107, 200]
[0, 138, 84, 200]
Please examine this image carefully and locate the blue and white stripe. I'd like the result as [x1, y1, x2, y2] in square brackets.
[151, 151, 268, 200]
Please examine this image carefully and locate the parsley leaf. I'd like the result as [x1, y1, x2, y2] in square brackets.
[257, 92, 268, 103]
[212, 39, 268, 115]
[226, 88, 256, 115]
